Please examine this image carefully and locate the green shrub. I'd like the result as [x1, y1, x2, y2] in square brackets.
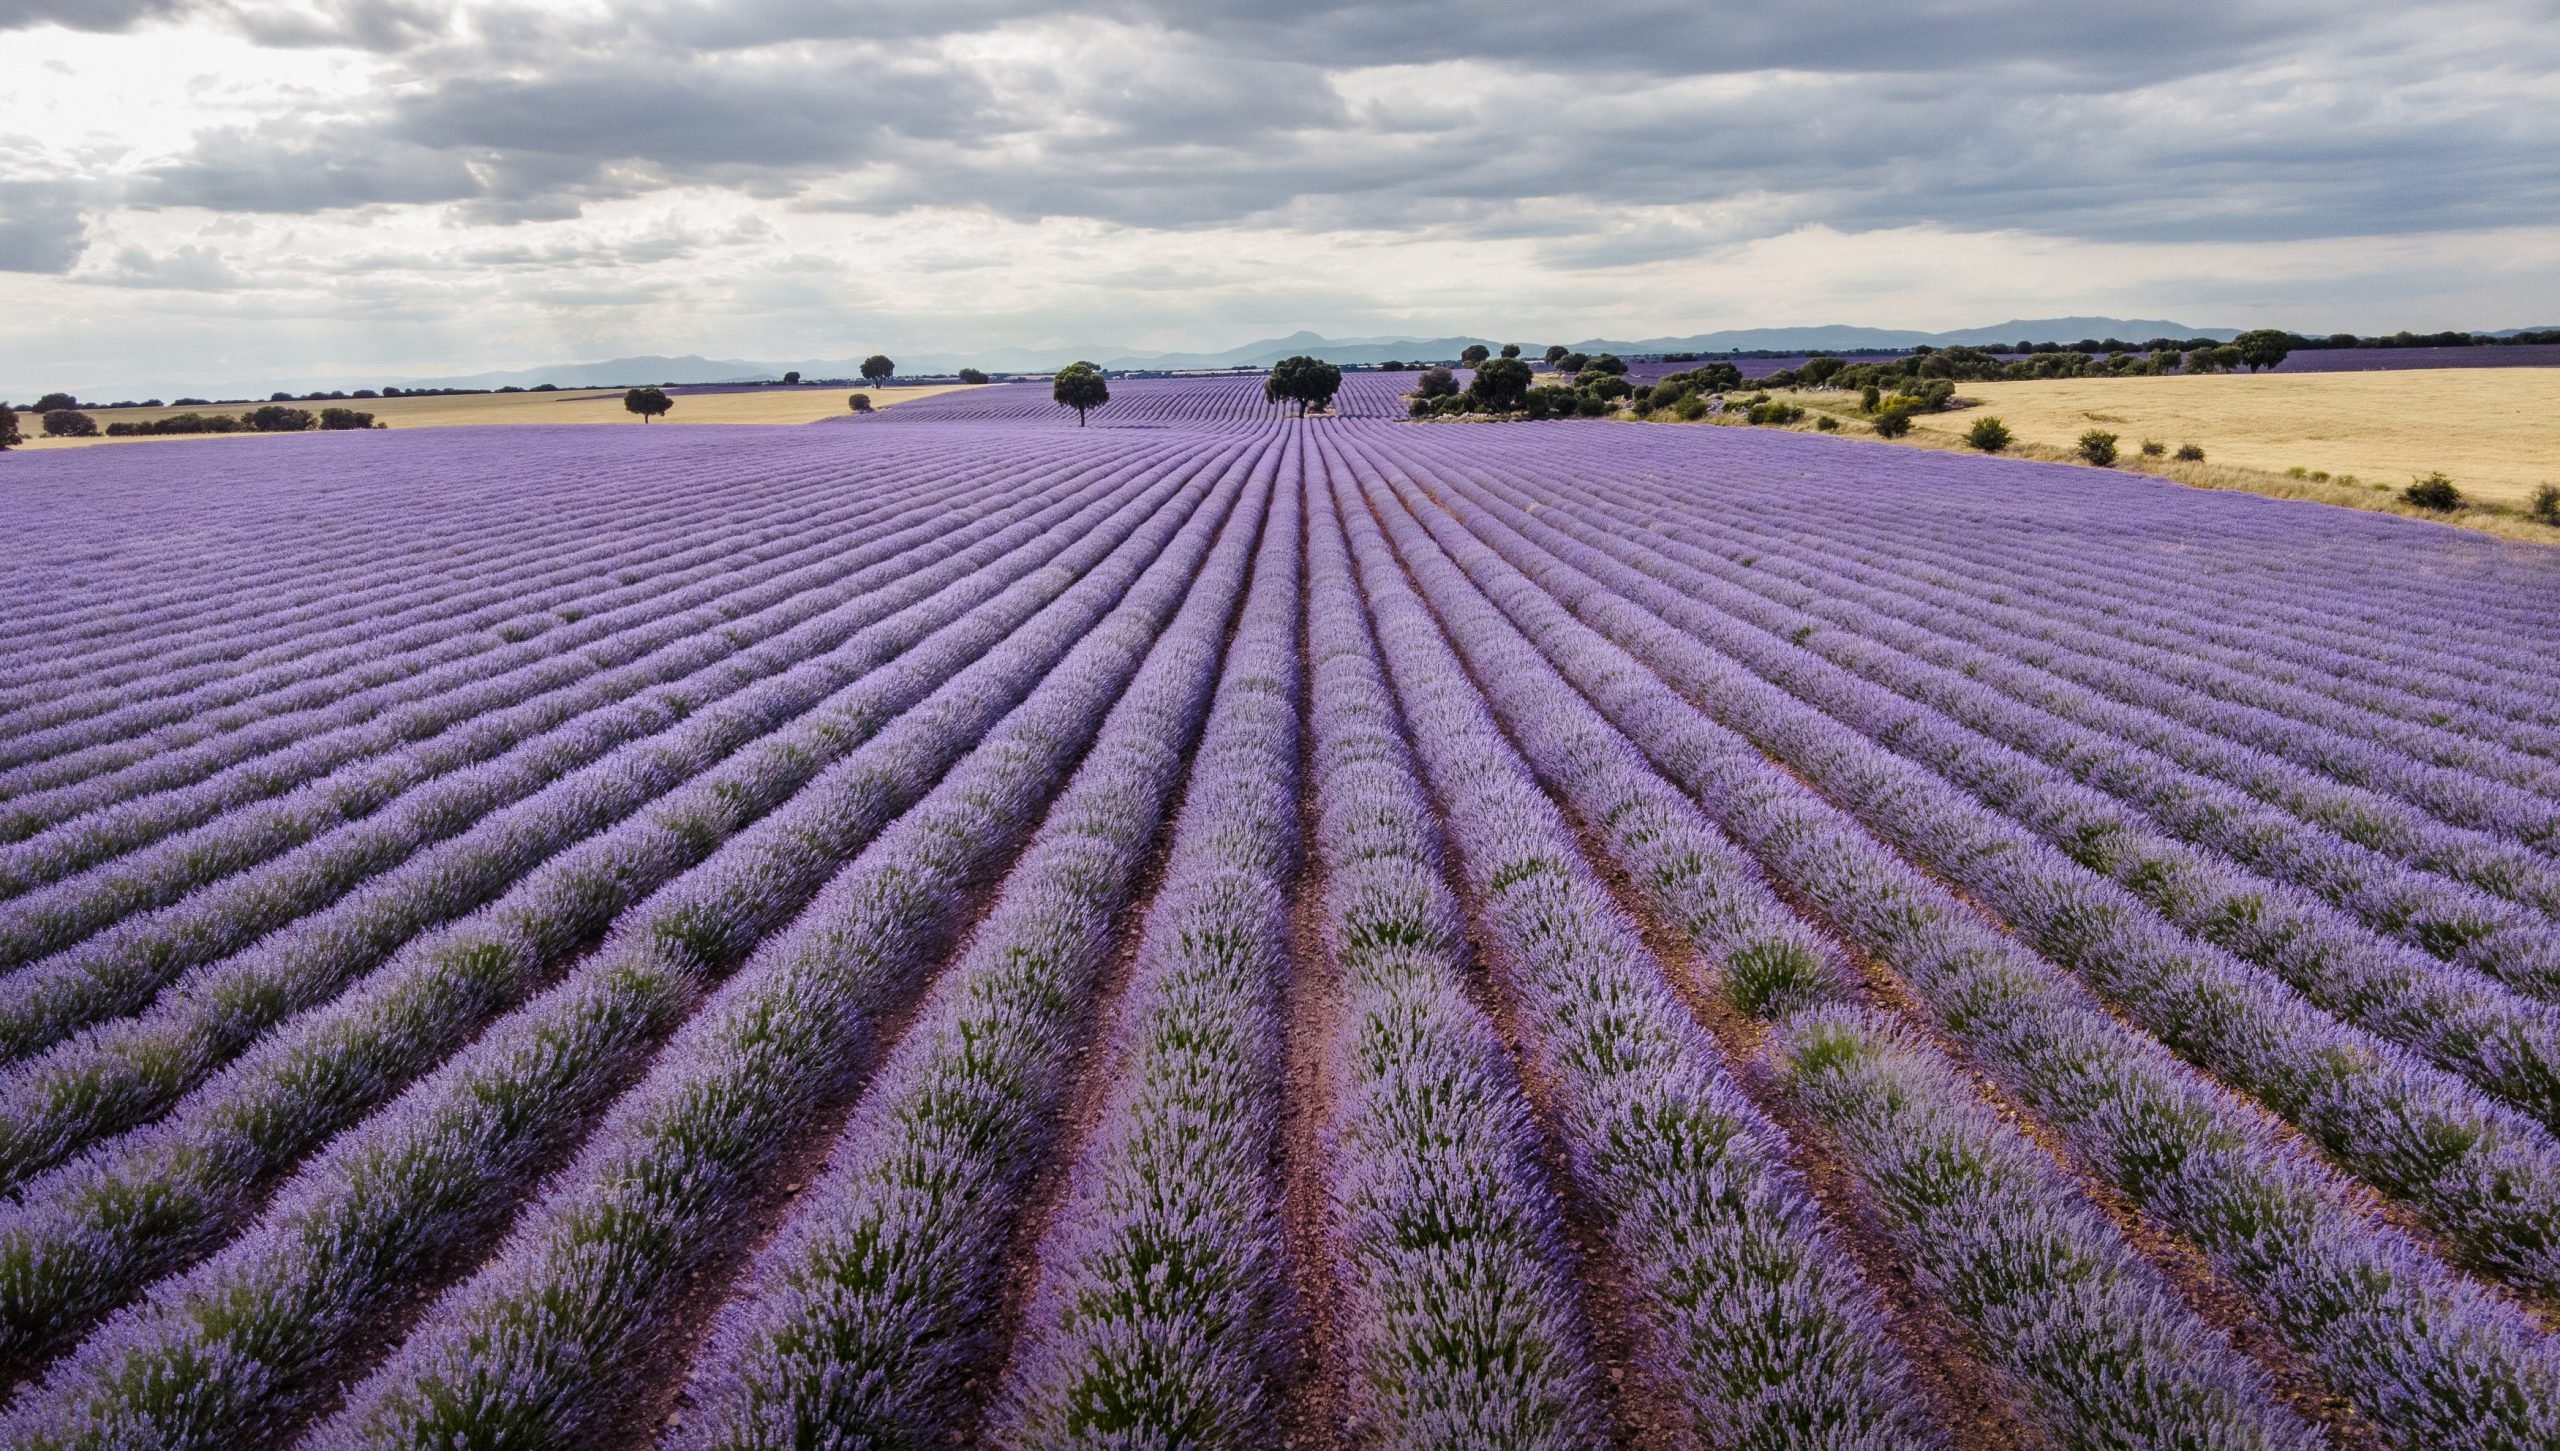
[1675, 396, 1709, 422]
[1965, 416, 2012, 452]
[2077, 430, 2119, 466]
[1745, 402, 1804, 426]
[2402, 472, 2462, 511]
[1872, 407, 1913, 438]
[243, 405, 317, 432]
[1860, 384, 1881, 413]
[2530, 484, 2560, 525]
[2174, 443, 2205, 462]
[2140, 439, 2166, 457]
[41, 409, 98, 438]
[317, 407, 377, 431]
[1815, 414, 1840, 432]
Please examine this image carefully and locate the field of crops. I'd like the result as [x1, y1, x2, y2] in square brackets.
[2, 371, 2557, 1450]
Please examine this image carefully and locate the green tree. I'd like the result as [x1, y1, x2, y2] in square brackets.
[2077, 430, 2119, 466]
[33, 392, 75, 413]
[1543, 344, 1569, 367]
[2231, 329, 2293, 373]
[1264, 354, 1345, 416]
[1965, 416, 2013, 452]
[1460, 343, 1491, 366]
[781, 370, 801, 386]
[1052, 361, 1109, 425]
[957, 368, 990, 385]
[0, 404, 18, 450]
[42, 409, 99, 438]
[2402, 472, 2462, 511]
[1415, 366, 1459, 400]
[861, 354, 895, 387]
[1499, 343, 1521, 359]
[240, 405, 314, 432]
[1872, 406, 1914, 438]
[624, 387, 673, 423]
[1467, 357, 1535, 411]
[847, 393, 874, 414]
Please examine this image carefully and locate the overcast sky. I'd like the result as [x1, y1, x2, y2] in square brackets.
[5, 0, 2557, 396]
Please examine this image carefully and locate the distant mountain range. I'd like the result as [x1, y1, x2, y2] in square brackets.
[388, 317, 2246, 390]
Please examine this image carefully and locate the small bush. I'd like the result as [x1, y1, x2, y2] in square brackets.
[2140, 439, 2165, 457]
[1872, 407, 1913, 438]
[2174, 443, 2205, 462]
[847, 393, 874, 414]
[1965, 416, 2012, 452]
[1675, 395, 1709, 422]
[2077, 430, 2119, 467]
[1745, 402, 1804, 426]
[2402, 472, 2462, 511]
[1815, 414, 1840, 432]
[42, 409, 98, 438]
[2529, 484, 2560, 525]
[1860, 384, 1881, 413]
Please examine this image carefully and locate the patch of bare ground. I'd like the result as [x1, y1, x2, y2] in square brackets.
[950, 788, 1190, 1446]
[946, 479, 1278, 1444]
[1550, 798, 2035, 1451]
[1431, 846, 1688, 1451]
[1343, 477, 1671, 1447]
[1685, 742, 2403, 1447]
[628, 862, 1023, 1448]
[1272, 559, 1349, 1451]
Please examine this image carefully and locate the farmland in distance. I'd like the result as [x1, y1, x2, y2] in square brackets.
[2, 371, 2559, 1450]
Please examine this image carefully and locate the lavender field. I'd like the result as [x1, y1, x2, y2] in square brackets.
[3, 371, 2559, 1450]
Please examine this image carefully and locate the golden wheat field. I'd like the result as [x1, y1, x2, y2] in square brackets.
[1899, 368, 2559, 503]
[17, 383, 982, 448]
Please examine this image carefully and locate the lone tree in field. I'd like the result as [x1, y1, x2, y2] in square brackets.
[43, 409, 99, 438]
[957, 368, 990, 385]
[1415, 366, 1459, 400]
[0, 404, 19, 450]
[861, 354, 895, 387]
[781, 371, 800, 386]
[1053, 361, 1109, 426]
[2231, 329, 2293, 373]
[1264, 354, 1343, 416]
[624, 387, 673, 423]
[847, 393, 874, 414]
[1467, 357, 1535, 411]
[1460, 343, 1491, 366]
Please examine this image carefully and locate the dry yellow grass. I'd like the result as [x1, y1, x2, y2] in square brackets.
[1890, 368, 2560, 504]
[15, 383, 981, 449]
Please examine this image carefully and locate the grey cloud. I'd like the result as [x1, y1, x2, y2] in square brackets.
[138, 127, 482, 213]
[0, 180, 92, 272]
[0, 0, 188, 31]
[98, 0, 2560, 257]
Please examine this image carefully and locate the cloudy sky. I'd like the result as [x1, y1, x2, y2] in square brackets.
[4, 0, 2557, 397]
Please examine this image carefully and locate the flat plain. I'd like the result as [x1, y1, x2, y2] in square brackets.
[1899, 367, 2560, 501]
[2, 372, 2558, 1450]
[14, 381, 980, 449]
